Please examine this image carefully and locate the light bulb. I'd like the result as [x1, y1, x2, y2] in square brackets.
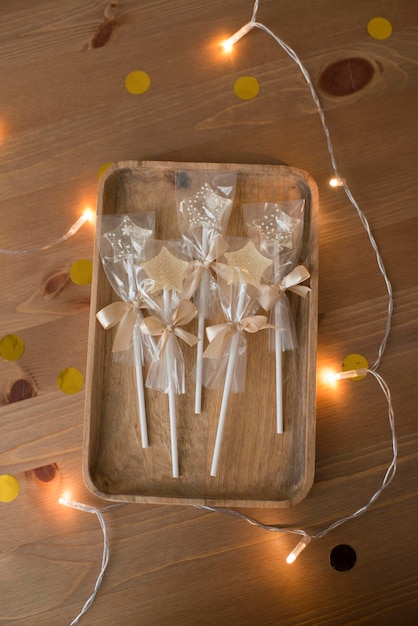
[329, 177, 346, 188]
[286, 535, 311, 564]
[82, 207, 96, 225]
[221, 22, 254, 52]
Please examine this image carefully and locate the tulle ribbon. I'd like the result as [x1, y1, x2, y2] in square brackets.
[140, 299, 199, 357]
[203, 315, 275, 359]
[96, 300, 143, 352]
[258, 265, 311, 310]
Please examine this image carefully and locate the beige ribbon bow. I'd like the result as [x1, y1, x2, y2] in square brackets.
[183, 236, 230, 297]
[258, 265, 311, 310]
[96, 300, 143, 352]
[203, 315, 275, 359]
[140, 299, 199, 357]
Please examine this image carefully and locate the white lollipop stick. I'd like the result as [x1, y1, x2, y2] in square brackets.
[274, 302, 283, 434]
[194, 227, 209, 414]
[210, 285, 246, 477]
[126, 260, 149, 448]
[133, 324, 148, 447]
[273, 252, 283, 434]
[163, 289, 179, 478]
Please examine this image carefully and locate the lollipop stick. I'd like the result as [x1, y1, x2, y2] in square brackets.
[272, 251, 284, 434]
[194, 227, 209, 414]
[274, 302, 284, 434]
[210, 285, 246, 477]
[133, 325, 148, 448]
[164, 289, 179, 478]
[126, 259, 149, 448]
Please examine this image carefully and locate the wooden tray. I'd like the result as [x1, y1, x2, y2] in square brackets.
[83, 160, 318, 508]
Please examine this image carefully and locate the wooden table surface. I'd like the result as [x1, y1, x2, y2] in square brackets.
[1, 1, 417, 624]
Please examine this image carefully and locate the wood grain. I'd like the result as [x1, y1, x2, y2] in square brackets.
[0, 0, 417, 624]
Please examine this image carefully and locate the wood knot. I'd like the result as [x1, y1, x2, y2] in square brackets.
[318, 57, 375, 97]
[88, 18, 116, 49]
[7, 379, 37, 403]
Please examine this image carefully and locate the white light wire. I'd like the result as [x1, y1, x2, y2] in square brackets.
[0, 213, 92, 256]
[59, 501, 110, 626]
[198, 0, 397, 554]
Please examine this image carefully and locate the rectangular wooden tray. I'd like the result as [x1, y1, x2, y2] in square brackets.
[83, 160, 318, 508]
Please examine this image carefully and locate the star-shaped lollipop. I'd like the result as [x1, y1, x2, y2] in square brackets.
[182, 182, 233, 231]
[104, 215, 153, 261]
[141, 246, 190, 293]
[250, 205, 301, 249]
[224, 241, 272, 287]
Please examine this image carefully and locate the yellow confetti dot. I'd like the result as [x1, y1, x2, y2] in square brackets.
[342, 353, 369, 381]
[234, 76, 260, 100]
[97, 162, 114, 180]
[57, 367, 84, 394]
[0, 474, 20, 503]
[0, 334, 25, 361]
[70, 259, 93, 285]
[125, 70, 151, 95]
[367, 17, 392, 40]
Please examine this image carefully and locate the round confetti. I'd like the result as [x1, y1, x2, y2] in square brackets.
[0, 474, 20, 503]
[70, 259, 93, 285]
[125, 70, 151, 94]
[0, 334, 25, 361]
[57, 367, 84, 394]
[367, 17, 392, 40]
[234, 76, 259, 100]
[342, 353, 369, 380]
[97, 162, 114, 179]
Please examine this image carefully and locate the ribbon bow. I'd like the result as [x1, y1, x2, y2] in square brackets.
[258, 265, 311, 310]
[203, 315, 275, 359]
[96, 300, 143, 352]
[140, 299, 199, 357]
[183, 236, 230, 297]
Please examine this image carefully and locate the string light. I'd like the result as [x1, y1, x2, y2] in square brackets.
[59, 495, 110, 625]
[205, 0, 397, 563]
[0, 207, 95, 256]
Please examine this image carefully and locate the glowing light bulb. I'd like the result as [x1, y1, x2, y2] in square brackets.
[221, 21, 254, 52]
[329, 176, 346, 188]
[82, 207, 96, 225]
[334, 368, 368, 380]
[286, 535, 311, 564]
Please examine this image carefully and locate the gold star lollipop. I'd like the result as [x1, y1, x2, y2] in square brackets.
[224, 241, 272, 287]
[141, 247, 190, 292]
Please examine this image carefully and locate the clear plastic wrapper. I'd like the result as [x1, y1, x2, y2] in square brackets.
[202, 238, 274, 393]
[176, 169, 237, 413]
[176, 169, 237, 312]
[243, 201, 307, 351]
[138, 240, 198, 395]
[96, 213, 156, 363]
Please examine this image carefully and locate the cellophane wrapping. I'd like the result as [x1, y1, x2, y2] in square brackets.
[244, 201, 305, 351]
[176, 169, 237, 315]
[97, 213, 156, 363]
[138, 239, 197, 394]
[201, 238, 272, 393]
